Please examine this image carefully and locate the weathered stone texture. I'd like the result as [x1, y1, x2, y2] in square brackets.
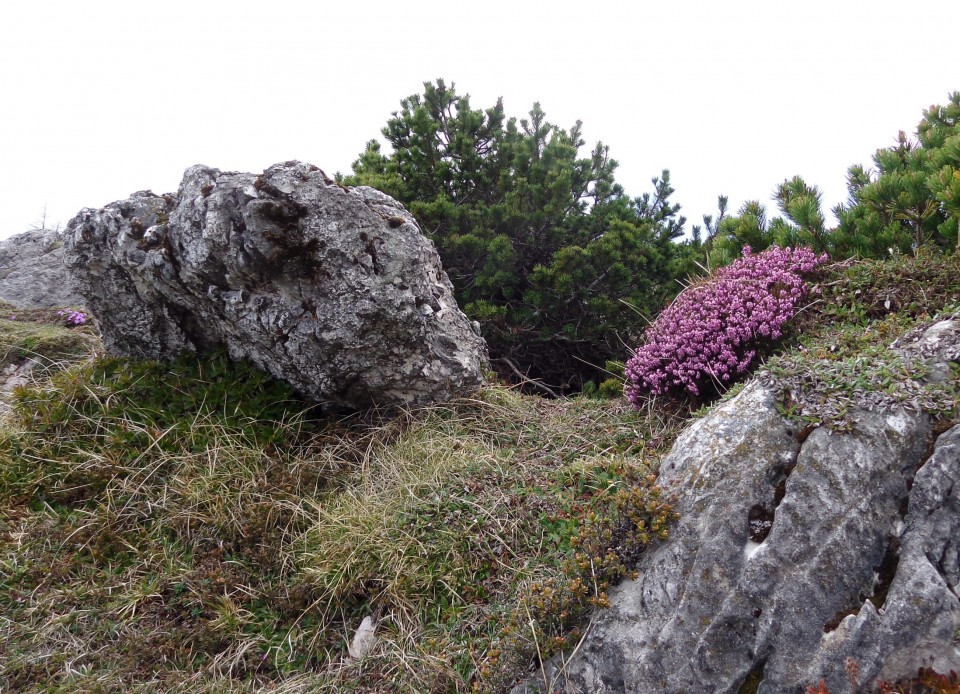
[0, 228, 82, 308]
[64, 161, 488, 409]
[516, 320, 960, 693]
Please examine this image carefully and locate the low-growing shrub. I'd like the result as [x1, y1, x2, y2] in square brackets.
[625, 245, 827, 402]
[481, 463, 677, 691]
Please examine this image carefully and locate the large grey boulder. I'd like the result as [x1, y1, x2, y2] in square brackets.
[64, 161, 488, 410]
[518, 320, 960, 693]
[0, 228, 82, 308]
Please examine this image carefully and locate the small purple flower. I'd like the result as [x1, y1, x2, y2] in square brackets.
[57, 309, 88, 326]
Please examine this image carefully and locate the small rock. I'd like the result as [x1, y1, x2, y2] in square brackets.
[347, 615, 377, 660]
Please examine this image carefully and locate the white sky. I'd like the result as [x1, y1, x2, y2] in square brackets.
[1, 0, 957, 240]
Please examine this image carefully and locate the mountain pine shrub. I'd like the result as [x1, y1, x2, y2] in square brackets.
[625, 245, 827, 401]
[344, 79, 687, 390]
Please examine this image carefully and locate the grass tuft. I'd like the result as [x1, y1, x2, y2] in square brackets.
[0, 345, 682, 692]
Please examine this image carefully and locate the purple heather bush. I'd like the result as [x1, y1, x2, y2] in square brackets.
[625, 245, 827, 403]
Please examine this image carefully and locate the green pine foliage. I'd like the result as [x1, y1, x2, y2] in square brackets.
[702, 178, 830, 269]
[833, 92, 960, 256]
[342, 79, 686, 391]
[699, 92, 960, 268]
[834, 133, 944, 255]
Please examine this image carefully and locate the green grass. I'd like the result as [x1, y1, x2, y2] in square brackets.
[0, 302, 98, 374]
[0, 343, 682, 692]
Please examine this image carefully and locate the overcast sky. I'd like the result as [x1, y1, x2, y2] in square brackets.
[1, 0, 957, 241]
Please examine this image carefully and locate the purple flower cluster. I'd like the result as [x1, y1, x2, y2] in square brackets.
[57, 309, 88, 326]
[625, 246, 827, 401]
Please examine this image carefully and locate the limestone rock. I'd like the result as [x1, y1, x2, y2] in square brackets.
[347, 615, 378, 660]
[64, 161, 488, 410]
[0, 228, 82, 308]
[0, 358, 40, 415]
[517, 320, 960, 693]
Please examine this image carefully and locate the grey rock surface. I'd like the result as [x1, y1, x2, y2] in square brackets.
[0, 228, 82, 308]
[64, 161, 488, 409]
[517, 320, 960, 693]
[0, 358, 40, 415]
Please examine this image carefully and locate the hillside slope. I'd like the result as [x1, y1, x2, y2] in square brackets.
[1, 253, 958, 693]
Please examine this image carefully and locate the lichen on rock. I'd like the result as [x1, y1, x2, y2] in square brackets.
[64, 161, 489, 410]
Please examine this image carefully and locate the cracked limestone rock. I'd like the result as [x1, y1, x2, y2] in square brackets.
[64, 161, 488, 410]
[516, 319, 960, 693]
[0, 228, 82, 308]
